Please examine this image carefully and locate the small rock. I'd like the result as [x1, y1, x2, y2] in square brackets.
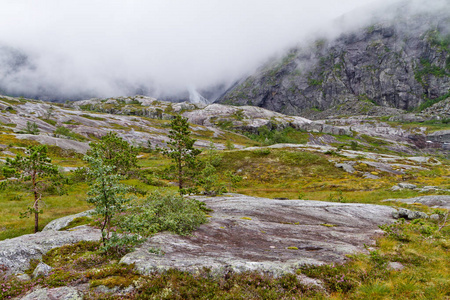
[94, 285, 119, 294]
[16, 273, 31, 281]
[388, 262, 405, 271]
[121, 285, 135, 294]
[392, 208, 428, 220]
[20, 286, 83, 300]
[32, 262, 52, 278]
[335, 163, 355, 173]
[421, 186, 438, 191]
[398, 183, 417, 189]
[430, 214, 441, 221]
[296, 274, 326, 291]
[363, 172, 379, 179]
[390, 185, 401, 191]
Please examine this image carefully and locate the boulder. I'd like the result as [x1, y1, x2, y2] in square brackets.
[121, 194, 396, 276]
[397, 183, 417, 189]
[392, 208, 428, 220]
[32, 262, 52, 278]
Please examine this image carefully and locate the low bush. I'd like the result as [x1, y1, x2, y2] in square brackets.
[120, 191, 208, 236]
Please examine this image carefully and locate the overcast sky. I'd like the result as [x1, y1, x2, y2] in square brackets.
[0, 0, 438, 100]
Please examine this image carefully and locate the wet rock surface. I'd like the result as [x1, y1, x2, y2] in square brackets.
[121, 194, 396, 276]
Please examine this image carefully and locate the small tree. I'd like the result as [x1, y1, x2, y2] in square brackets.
[89, 132, 139, 175]
[25, 121, 39, 135]
[198, 142, 225, 195]
[4, 145, 58, 233]
[162, 115, 201, 193]
[45, 105, 55, 120]
[84, 148, 132, 245]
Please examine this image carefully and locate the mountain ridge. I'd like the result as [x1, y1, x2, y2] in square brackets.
[217, 8, 450, 118]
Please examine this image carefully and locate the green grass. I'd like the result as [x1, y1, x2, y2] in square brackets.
[0, 182, 91, 240]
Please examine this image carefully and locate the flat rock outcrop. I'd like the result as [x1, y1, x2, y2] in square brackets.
[42, 210, 94, 232]
[0, 226, 101, 274]
[121, 194, 396, 276]
[385, 195, 450, 210]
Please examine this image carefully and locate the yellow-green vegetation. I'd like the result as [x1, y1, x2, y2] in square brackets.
[0, 181, 91, 240]
[298, 217, 450, 299]
[1, 135, 448, 240]
[213, 148, 450, 202]
[321, 224, 337, 227]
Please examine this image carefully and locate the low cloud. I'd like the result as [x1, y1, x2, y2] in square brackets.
[0, 0, 446, 101]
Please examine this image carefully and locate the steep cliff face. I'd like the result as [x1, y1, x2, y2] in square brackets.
[218, 10, 450, 118]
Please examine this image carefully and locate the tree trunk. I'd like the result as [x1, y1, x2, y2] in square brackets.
[32, 171, 39, 233]
[178, 158, 183, 190]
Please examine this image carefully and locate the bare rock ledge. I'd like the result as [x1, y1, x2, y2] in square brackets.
[0, 226, 101, 275]
[121, 194, 396, 276]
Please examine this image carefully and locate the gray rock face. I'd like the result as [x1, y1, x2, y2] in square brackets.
[121, 194, 395, 276]
[32, 262, 52, 278]
[182, 103, 350, 136]
[43, 210, 94, 231]
[0, 226, 101, 274]
[19, 286, 83, 300]
[427, 130, 450, 144]
[15, 134, 90, 154]
[218, 9, 450, 118]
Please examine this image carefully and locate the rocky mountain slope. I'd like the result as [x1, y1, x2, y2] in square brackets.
[1, 95, 448, 160]
[218, 5, 450, 119]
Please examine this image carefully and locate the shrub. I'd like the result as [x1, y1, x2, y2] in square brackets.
[121, 191, 208, 236]
[25, 121, 39, 135]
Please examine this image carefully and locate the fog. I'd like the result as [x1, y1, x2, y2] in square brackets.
[0, 0, 446, 101]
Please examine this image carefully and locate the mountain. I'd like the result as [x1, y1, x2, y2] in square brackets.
[217, 5, 450, 119]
